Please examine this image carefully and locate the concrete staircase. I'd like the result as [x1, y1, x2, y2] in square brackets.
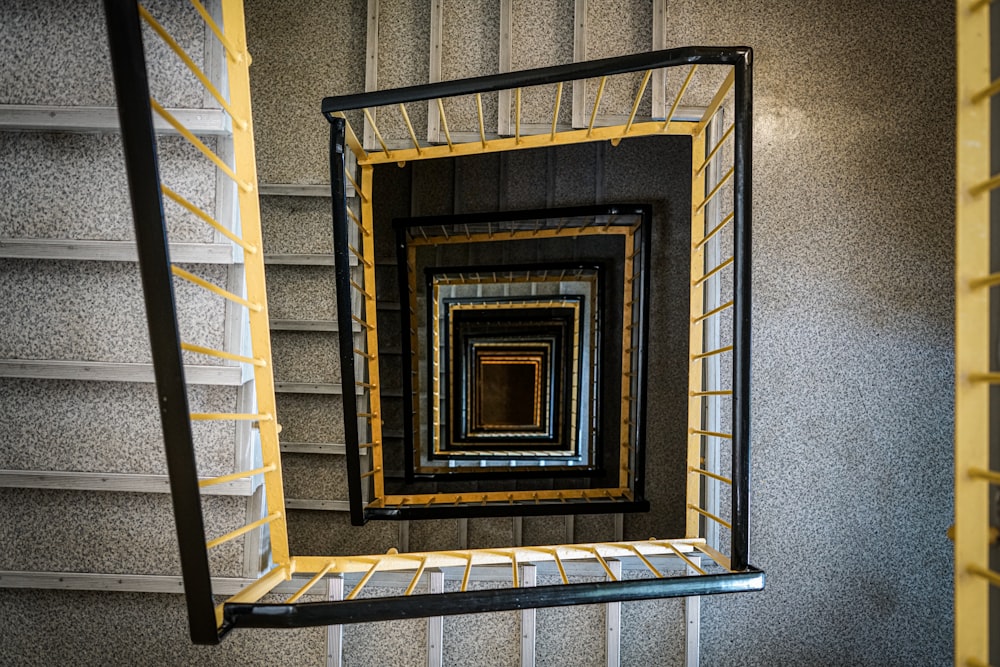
[1, 0, 700, 664]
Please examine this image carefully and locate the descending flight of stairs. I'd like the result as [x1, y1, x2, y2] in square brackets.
[0, 0, 723, 664]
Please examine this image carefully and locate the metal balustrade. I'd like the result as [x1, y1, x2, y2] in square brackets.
[106, 0, 761, 642]
[955, 0, 999, 664]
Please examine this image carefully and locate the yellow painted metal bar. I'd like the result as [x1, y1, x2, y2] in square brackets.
[404, 557, 429, 595]
[349, 244, 373, 267]
[362, 108, 392, 159]
[381, 486, 627, 506]
[620, 69, 653, 140]
[696, 123, 735, 175]
[551, 82, 564, 141]
[330, 112, 368, 162]
[461, 554, 474, 592]
[199, 464, 276, 488]
[693, 542, 732, 572]
[189, 0, 243, 63]
[190, 412, 272, 421]
[619, 230, 637, 487]
[971, 0, 995, 9]
[694, 211, 735, 250]
[695, 167, 734, 213]
[969, 563, 1000, 587]
[355, 118, 693, 165]
[970, 172, 1000, 196]
[970, 372, 1000, 383]
[346, 560, 380, 600]
[359, 165, 385, 500]
[688, 504, 731, 530]
[220, 0, 289, 566]
[588, 547, 618, 581]
[692, 256, 734, 287]
[972, 77, 1000, 103]
[691, 467, 732, 485]
[286, 562, 335, 603]
[291, 538, 707, 575]
[150, 99, 251, 192]
[970, 467, 1000, 484]
[691, 389, 732, 397]
[214, 564, 289, 628]
[171, 266, 262, 311]
[409, 225, 630, 247]
[692, 429, 733, 440]
[686, 131, 707, 539]
[360, 467, 381, 479]
[352, 313, 375, 330]
[346, 203, 368, 235]
[551, 549, 569, 584]
[160, 185, 256, 253]
[691, 345, 734, 361]
[181, 342, 264, 367]
[350, 279, 374, 300]
[693, 300, 734, 324]
[344, 168, 367, 202]
[970, 272, 1000, 288]
[476, 93, 487, 148]
[623, 544, 664, 578]
[666, 541, 708, 575]
[398, 104, 422, 155]
[694, 69, 736, 136]
[138, 4, 246, 129]
[354, 347, 376, 360]
[664, 65, 698, 131]
[207, 511, 281, 549]
[436, 99, 455, 151]
[587, 76, 608, 137]
[956, 1, 992, 661]
[515, 87, 522, 143]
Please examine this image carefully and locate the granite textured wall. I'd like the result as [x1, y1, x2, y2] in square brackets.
[664, 2, 956, 665]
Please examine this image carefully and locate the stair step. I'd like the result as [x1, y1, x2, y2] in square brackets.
[0, 133, 219, 243]
[0, 378, 238, 477]
[264, 265, 337, 321]
[282, 453, 349, 504]
[244, 0, 368, 184]
[0, 470, 251, 496]
[0, 488, 245, 576]
[271, 330, 340, 386]
[275, 393, 346, 444]
[286, 509, 399, 556]
[365, 0, 432, 150]
[261, 195, 337, 256]
[0, 238, 235, 264]
[0, 260, 226, 365]
[0, 359, 241, 386]
[0, 104, 229, 136]
[1, 2, 208, 109]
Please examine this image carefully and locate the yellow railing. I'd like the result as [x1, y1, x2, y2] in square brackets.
[956, 0, 994, 664]
[330, 62, 741, 521]
[138, 0, 289, 577]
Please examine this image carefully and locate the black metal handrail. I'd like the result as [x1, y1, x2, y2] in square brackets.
[104, 0, 218, 645]
[322, 46, 751, 115]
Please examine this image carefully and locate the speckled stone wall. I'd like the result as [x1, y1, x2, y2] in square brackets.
[245, 0, 367, 184]
[663, 2, 955, 665]
[0, 589, 326, 666]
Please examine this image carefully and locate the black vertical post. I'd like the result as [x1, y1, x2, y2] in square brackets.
[329, 118, 367, 525]
[730, 49, 753, 572]
[103, 0, 218, 644]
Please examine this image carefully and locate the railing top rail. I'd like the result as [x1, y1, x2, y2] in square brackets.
[321, 46, 752, 116]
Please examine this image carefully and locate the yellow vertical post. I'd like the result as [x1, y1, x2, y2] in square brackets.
[686, 131, 707, 539]
[361, 164, 385, 499]
[219, 0, 289, 565]
[619, 231, 635, 488]
[955, 1, 991, 663]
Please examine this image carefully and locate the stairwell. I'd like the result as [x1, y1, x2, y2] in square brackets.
[0, 0, 958, 665]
